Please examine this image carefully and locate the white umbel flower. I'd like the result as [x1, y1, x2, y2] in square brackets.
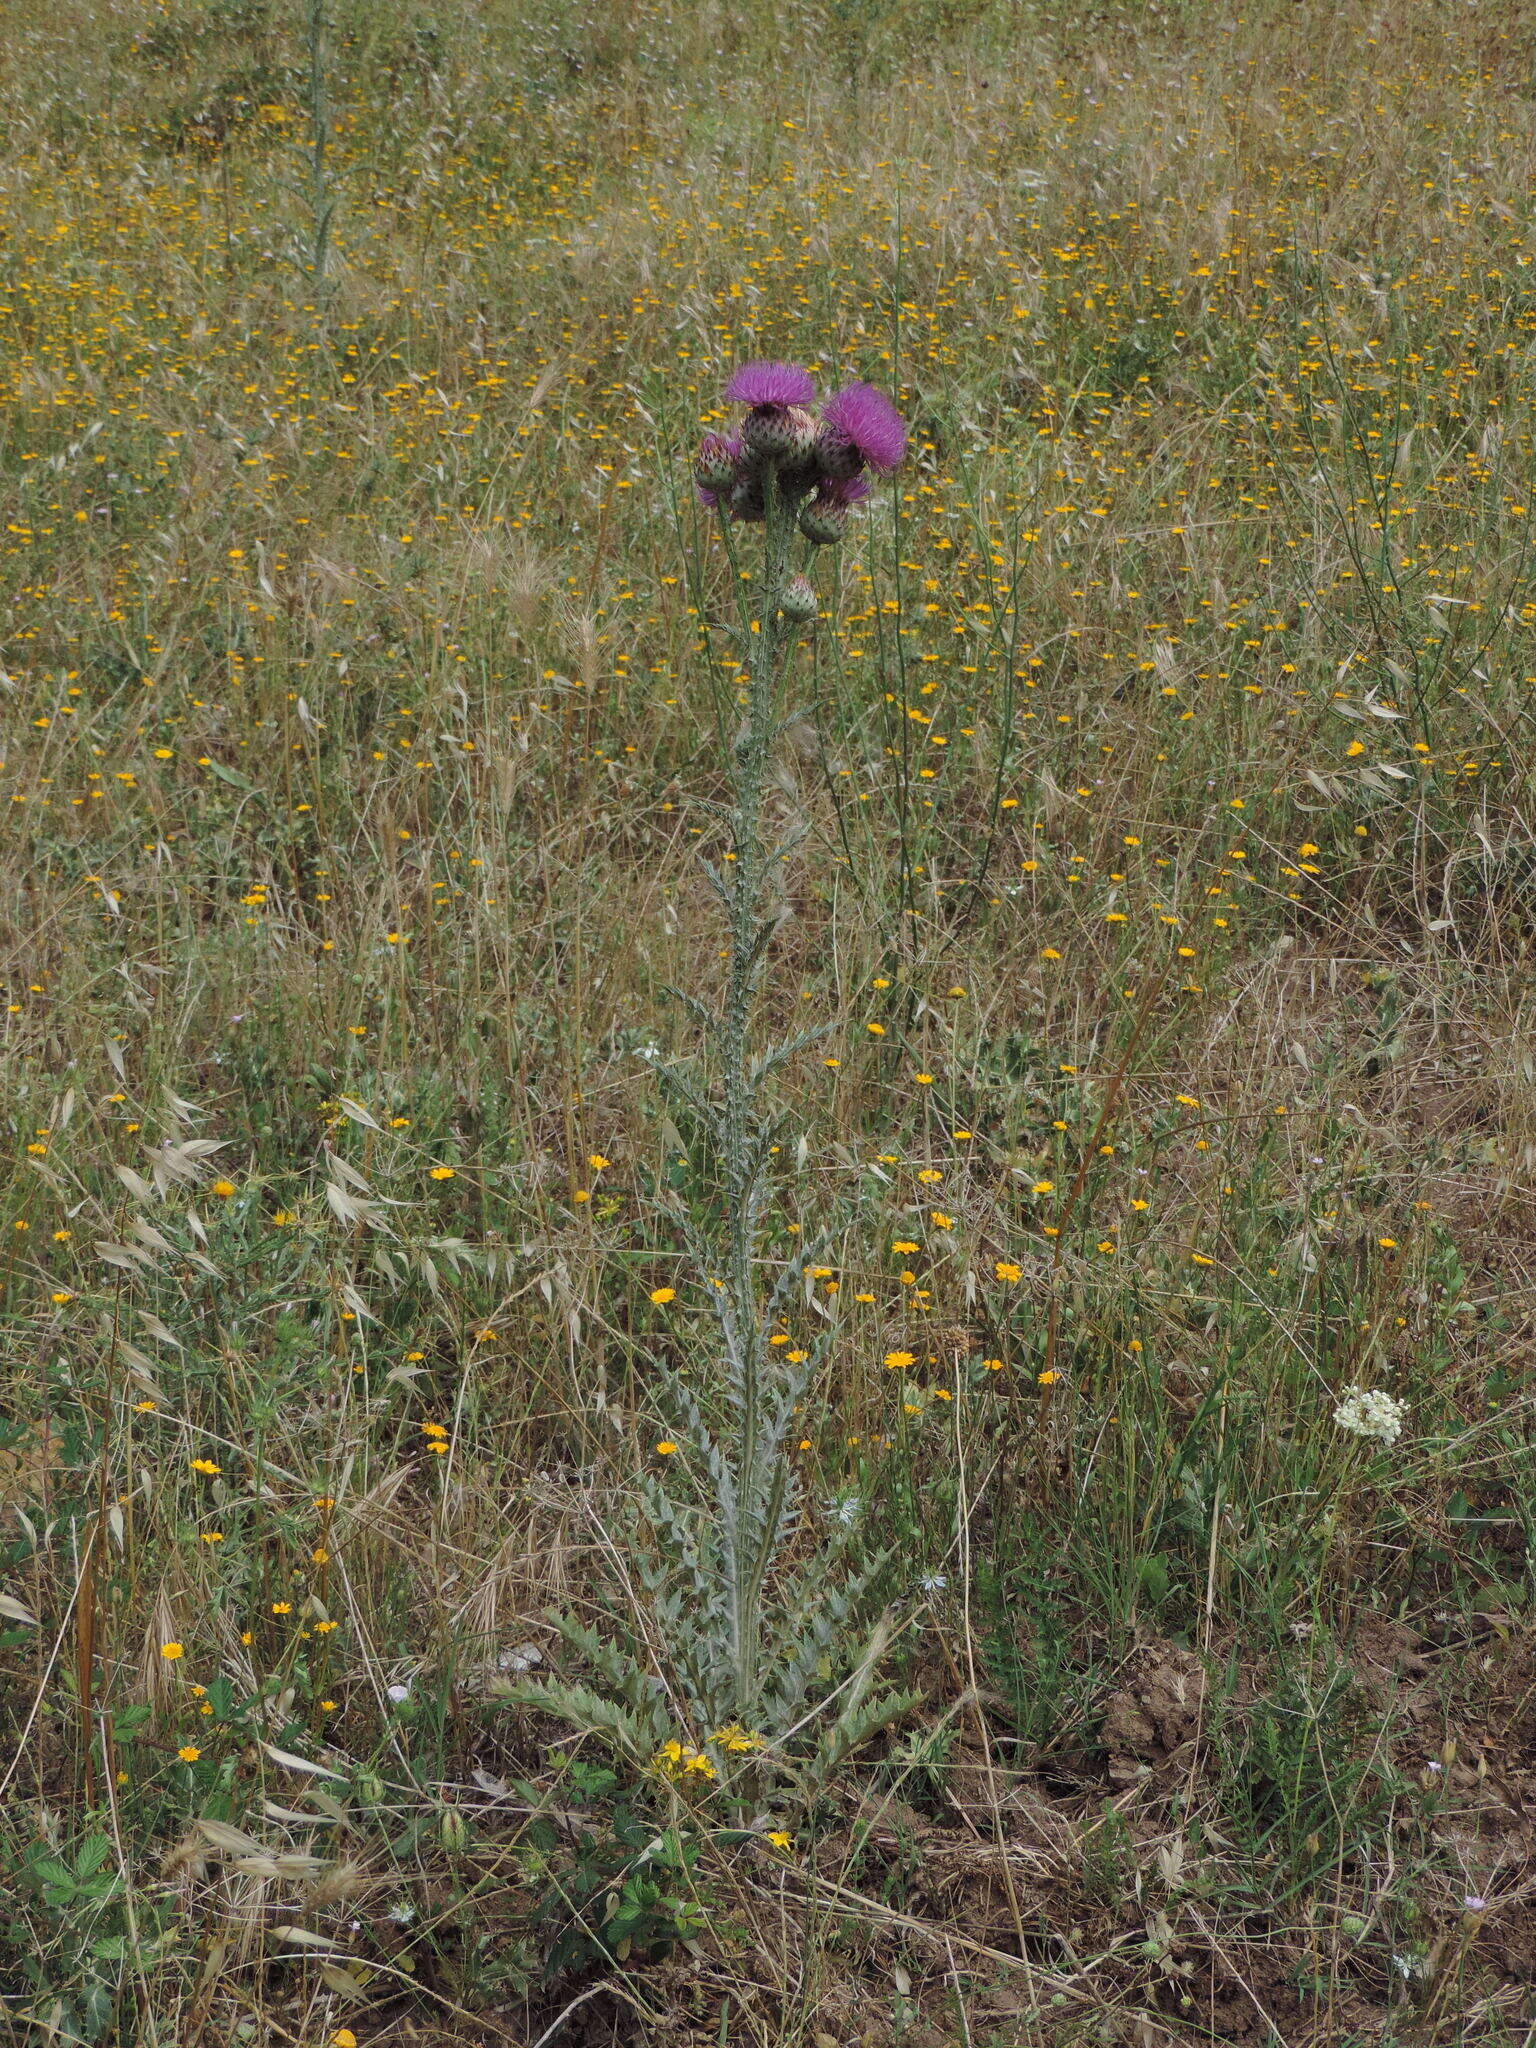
[1333, 1385, 1409, 1446]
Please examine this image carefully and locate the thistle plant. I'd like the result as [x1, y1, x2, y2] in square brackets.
[506, 362, 914, 1789]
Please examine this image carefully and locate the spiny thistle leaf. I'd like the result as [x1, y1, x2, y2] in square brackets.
[809, 1687, 922, 1784]
[493, 1679, 659, 1763]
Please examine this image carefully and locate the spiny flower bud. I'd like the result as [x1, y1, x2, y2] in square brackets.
[799, 494, 849, 545]
[742, 401, 819, 463]
[779, 574, 818, 623]
[800, 473, 870, 543]
[694, 433, 738, 495]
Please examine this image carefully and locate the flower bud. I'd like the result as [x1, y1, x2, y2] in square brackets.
[780, 575, 817, 623]
[799, 494, 849, 545]
[783, 405, 820, 459]
[743, 403, 819, 463]
[694, 433, 738, 493]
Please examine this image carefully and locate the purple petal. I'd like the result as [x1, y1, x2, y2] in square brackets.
[822, 382, 907, 471]
[824, 473, 873, 508]
[723, 359, 816, 408]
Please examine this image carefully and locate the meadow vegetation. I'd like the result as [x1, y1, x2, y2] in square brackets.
[3, 0, 1536, 2041]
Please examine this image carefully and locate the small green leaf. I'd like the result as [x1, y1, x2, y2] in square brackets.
[1139, 1554, 1171, 1602]
[202, 757, 259, 792]
[74, 1836, 113, 1879]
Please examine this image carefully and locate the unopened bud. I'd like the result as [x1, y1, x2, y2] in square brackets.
[439, 1805, 468, 1852]
[694, 433, 738, 493]
[799, 495, 849, 546]
[780, 575, 817, 623]
[743, 403, 819, 463]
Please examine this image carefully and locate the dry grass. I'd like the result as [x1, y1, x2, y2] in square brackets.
[3, 0, 1536, 2042]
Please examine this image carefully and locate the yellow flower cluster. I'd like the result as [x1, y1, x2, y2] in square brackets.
[651, 1739, 717, 1782]
[710, 1723, 764, 1755]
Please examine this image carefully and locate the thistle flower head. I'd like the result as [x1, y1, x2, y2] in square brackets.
[819, 381, 907, 475]
[723, 359, 816, 407]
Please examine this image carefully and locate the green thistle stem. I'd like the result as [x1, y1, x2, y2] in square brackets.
[717, 464, 795, 1714]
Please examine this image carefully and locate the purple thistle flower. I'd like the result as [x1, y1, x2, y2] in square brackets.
[723, 360, 816, 408]
[823, 472, 872, 507]
[820, 382, 907, 474]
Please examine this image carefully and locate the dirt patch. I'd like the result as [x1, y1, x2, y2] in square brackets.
[1102, 1642, 1209, 1785]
